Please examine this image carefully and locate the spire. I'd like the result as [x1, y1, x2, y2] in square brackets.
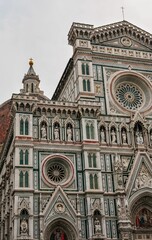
[27, 58, 36, 76]
[21, 58, 41, 94]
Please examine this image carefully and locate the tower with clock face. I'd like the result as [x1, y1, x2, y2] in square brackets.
[0, 20, 152, 240]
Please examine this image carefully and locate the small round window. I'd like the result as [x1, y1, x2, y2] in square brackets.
[42, 155, 74, 187]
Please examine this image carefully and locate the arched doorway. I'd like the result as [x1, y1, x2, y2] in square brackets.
[44, 219, 78, 240]
[130, 196, 152, 239]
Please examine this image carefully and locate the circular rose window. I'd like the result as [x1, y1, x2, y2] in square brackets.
[115, 83, 143, 110]
[42, 155, 74, 187]
[47, 163, 65, 183]
[110, 71, 152, 113]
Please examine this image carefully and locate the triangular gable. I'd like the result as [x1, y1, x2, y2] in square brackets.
[126, 152, 152, 198]
[91, 20, 152, 50]
[100, 37, 151, 51]
[130, 111, 146, 128]
[43, 186, 77, 225]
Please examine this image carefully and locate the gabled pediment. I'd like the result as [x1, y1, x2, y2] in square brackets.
[91, 21, 152, 50]
[126, 152, 152, 198]
[98, 36, 151, 51]
[43, 186, 77, 225]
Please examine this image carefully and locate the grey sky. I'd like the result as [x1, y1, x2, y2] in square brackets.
[0, 0, 152, 103]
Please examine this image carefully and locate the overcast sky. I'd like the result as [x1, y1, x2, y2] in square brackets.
[0, 0, 152, 103]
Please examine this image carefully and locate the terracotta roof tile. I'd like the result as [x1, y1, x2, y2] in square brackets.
[0, 100, 12, 144]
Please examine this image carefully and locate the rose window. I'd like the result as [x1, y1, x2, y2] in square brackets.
[42, 155, 74, 187]
[115, 83, 143, 110]
[47, 163, 65, 183]
[110, 72, 152, 113]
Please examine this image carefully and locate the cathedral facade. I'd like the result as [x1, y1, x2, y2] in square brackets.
[0, 20, 152, 240]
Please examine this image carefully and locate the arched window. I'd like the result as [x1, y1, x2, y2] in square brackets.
[25, 172, 29, 187]
[19, 171, 29, 187]
[94, 174, 98, 189]
[20, 119, 24, 135]
[83, 79, 87, 91]
[86, 124, 90, 139]
[31, 83, 34, 93]
[90, 124, 94, 139]
[88, 153, 92, 167]
[87, 80, 91, 91]
[86, 64, 90, 75]
[26, 84, 28, 92]
[25, 150, 29, 165]
[93, 154, 97, 168]
[90, 174, 94, 189]
[25, 119, 29, 135]
[20, 150, 24, 165]
[20, 171, 24, 187]
[86, 122, 95, 139]
[82, 63, 85, 75]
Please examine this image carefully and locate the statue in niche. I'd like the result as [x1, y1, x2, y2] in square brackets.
[100, 128, 106, 143]
[41, 124, 47, 139]
[54, 126, 60, 140]
[20, 218, 28, 234]
[135, 130, 143, 145]
[111, 128, 117, 143]
[67, 126, 72, 141]
[94, 218, 102, 234]
[121, 129, 127, 144]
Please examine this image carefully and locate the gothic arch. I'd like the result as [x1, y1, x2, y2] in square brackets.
[44, 218, 78, 240]
[128, 190, 152, 230]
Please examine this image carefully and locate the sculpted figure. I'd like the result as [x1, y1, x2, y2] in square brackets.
[111, 129, 117, 143]
[21, 218, 28, 233]
[41, 124, 47, 139]
[94, 218, 102, 234]
[100, 128, 106, 143]
[67, 126, 72, 141]
[136, 130, 143, 144]
[54, 126, 60, 140]
[122, 130, 127, 144]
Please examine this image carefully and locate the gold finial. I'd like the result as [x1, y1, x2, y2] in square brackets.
[29, 58, 34, 66]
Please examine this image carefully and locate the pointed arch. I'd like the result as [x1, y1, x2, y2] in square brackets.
[82, 63, 85, 75]
[90, 174, 94, 189]
[20, 150, 24, 165]
[25, 150, 29, 165]
[20, 118, 24, 135]
[20, 171, 24, 187]
[25, 119, 29, 135]
[93, 154, 97, 168]
[94, 174, 98, 189]
[88, 153, 92, 167]
[83, 79, 86, 91]
[25, 171, 29, 187]
[87, 79, 91, 91]
[86, 63, 90, 75]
